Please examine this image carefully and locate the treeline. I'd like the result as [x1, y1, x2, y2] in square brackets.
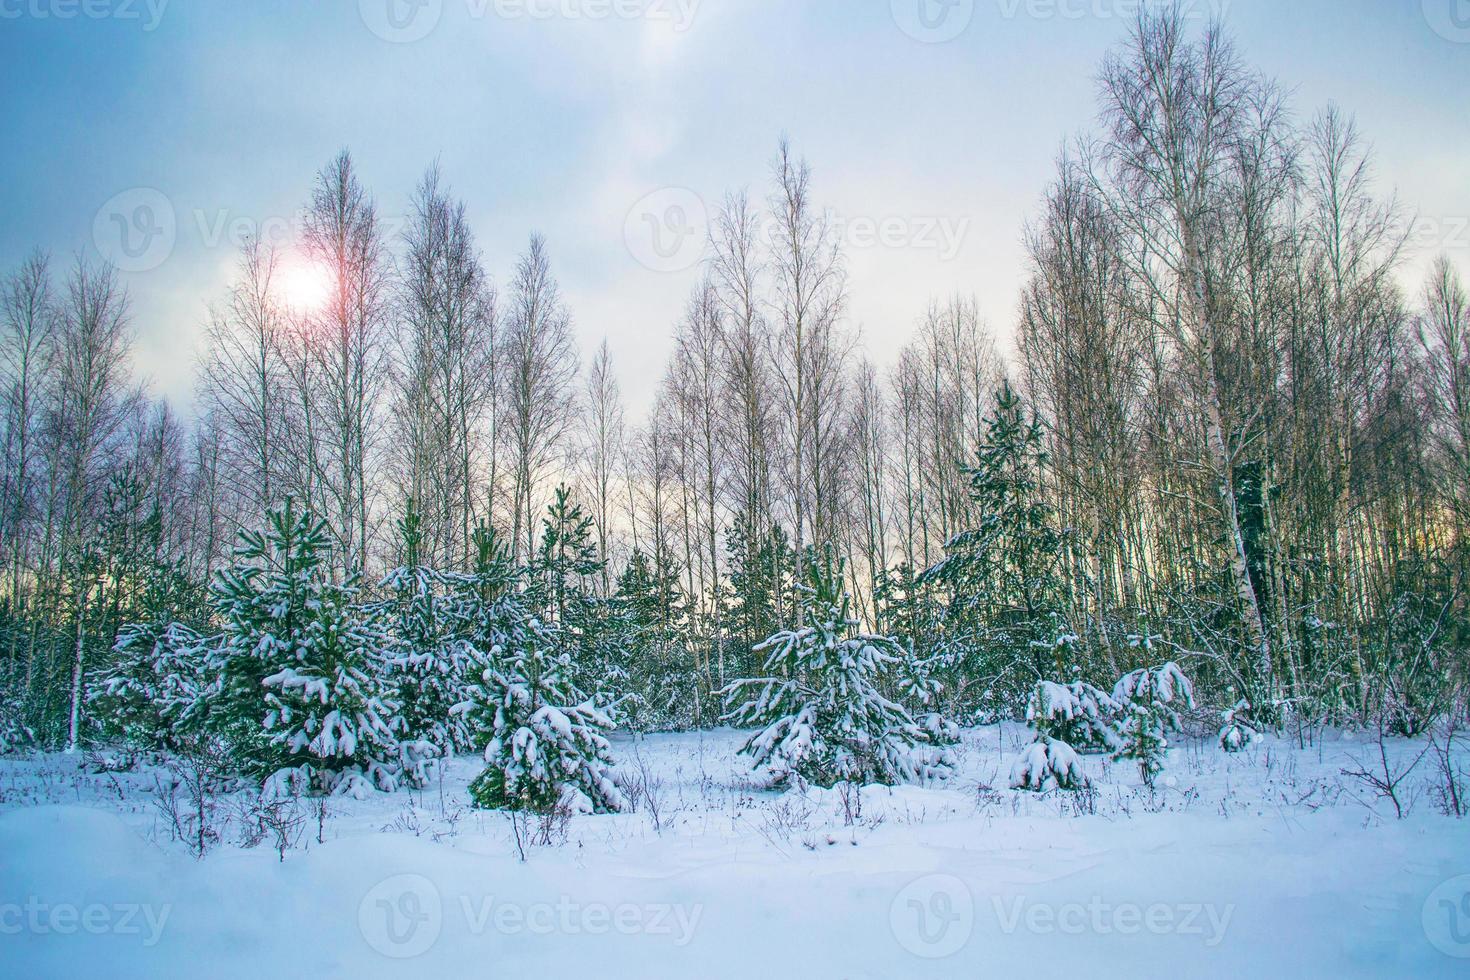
[1, 7, 1465, 753]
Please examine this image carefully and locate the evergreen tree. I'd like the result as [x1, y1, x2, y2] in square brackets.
[450, 517, 622, 813]
[466, 603, 624, 814]
[453, 520, 520, 657]
[1218, 699, 1258, 753]
[614, 548, 698, 730]
[724, 549, 953, 788]
[920, 383, 1076, 717]
[1114, 708, 1168, 788]
[70, 468, 209, 749]
[1025, 679, 1122, 754]
[1009, 736, 1091, 792]
[725, 513, 795, 680]
[212, 500, 399, 797]
[875, 561, 941, 657]
[378, 501, 483, 781]
[89, 621, 213, 752]
[1111, 662, 1195, 788]
[527, 485, 624, 710]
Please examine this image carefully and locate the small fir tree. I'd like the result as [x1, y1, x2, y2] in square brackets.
[466, 607, 624, 814]
[919, 383, 1076, 716]
[1111, 662, 1195, 788]
[1009, 736, 1091, 792]
[377, 502, 486, 783]
[1218, 699, 1259, 753]
[212, 500, 400, 797]
[723, 549, 953, 789]
[1025, 679, 1121, 754]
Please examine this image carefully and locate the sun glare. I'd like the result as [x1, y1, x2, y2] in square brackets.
[275, 255, 334, 314]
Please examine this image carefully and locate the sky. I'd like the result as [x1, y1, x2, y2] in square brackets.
[0, 0, 1466, 420]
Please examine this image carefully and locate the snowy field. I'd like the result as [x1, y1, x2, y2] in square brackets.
[2, 726, 1468, 978]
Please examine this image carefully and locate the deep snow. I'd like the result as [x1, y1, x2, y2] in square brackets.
[1, 725, 1467, 978]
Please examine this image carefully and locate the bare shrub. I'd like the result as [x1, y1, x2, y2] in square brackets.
[1340, 714, 1430, 819]
[1428, 702, 1467, 818]
[152, 738, 232, 858]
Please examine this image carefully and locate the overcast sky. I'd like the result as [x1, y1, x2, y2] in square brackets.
[1, 0, 1466, 419]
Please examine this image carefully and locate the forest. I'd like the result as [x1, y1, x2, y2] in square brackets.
[0, 9, 1465, 803]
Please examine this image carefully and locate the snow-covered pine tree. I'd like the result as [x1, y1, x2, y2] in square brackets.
[88, 524, 215, 753]
[89, 621, 214, 752]
[452, 521, 519, 656]
[1114, 708, 1168, 787]
[1025, 679, 1121, 754]
[1112, 661, 1196, 729]
[466, 607, 624, 814]
[895, 639, 961, 748]
[1111, 662, 1195, 787]
[527, 485, 625, 713]
[723, 549, 953, 789]
[1218, 699, 1259, 753]
[0, 692, 35, 754]
[454, 520, 622, 814]
[212, 500, 400, 798]
[1009, 736, 1091, 792]
[378, 502, 483, 780]
[725, 513, 797, 682]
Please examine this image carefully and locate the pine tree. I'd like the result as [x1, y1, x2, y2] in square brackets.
[377, 502, 483, 782]
[212, 500, 400, 797]
[466, 606, 624, 814]
[725, 513, 795, 680]
[85, 470, 210, 751]
[1114, 708, 1168, 788]
[453, 520, 520, 658]
[527, 485, 624, 711]
[450, 518, 623, 813]
[1111, 662, 1195, 788]
[614, 548, 697, 731]
[875, 561, 941, 658]
[920, 383, 1076, 716]
[1218, 699, 1258, 753]
[723, 549, 953, 789]
[1009, 736, 1091, 792]
[90, 621, 213, 752]
[1025, 679, 1122, 754]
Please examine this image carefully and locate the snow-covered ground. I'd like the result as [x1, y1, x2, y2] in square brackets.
[2, 726, 1467, 978]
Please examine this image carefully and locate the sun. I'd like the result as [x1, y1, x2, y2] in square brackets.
[275, 254, 335, 314]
